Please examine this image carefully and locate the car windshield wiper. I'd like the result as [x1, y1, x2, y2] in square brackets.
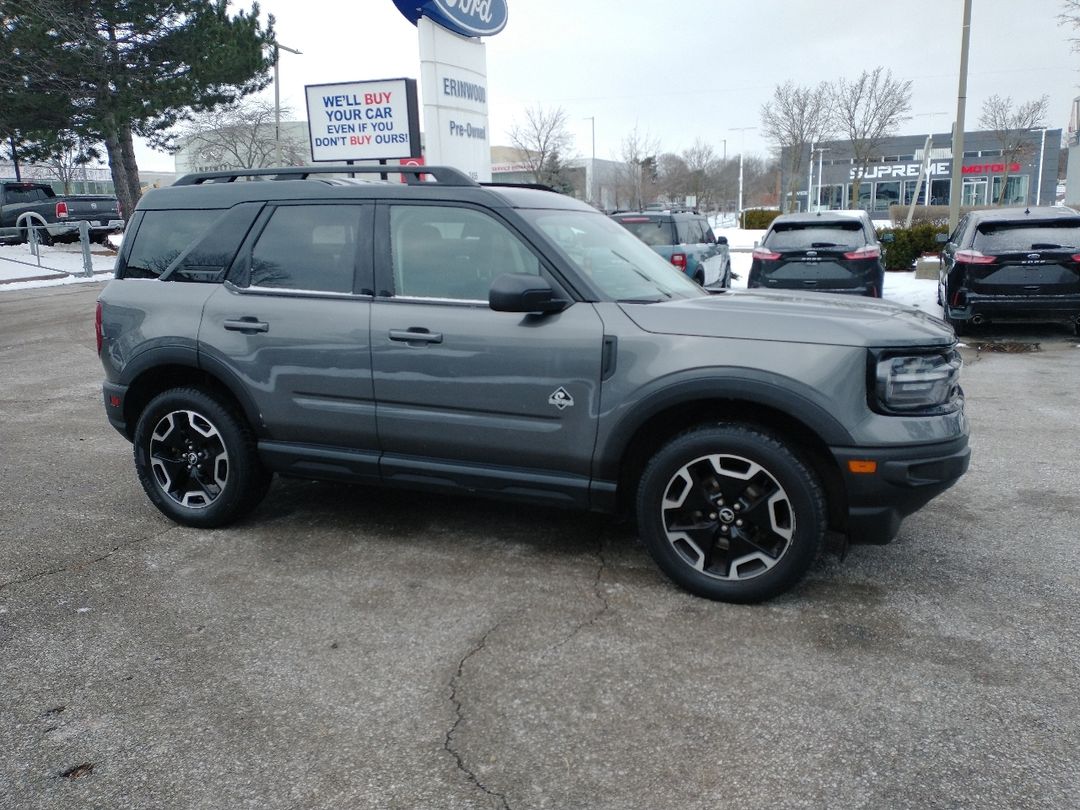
[617, 297, 666, 304]
[810, 242, 842, 248]
[1029, 243, 1076, 250]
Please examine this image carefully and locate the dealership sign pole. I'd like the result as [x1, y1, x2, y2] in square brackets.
[949, 0, 973, 233]
[392, 0, 508, 183]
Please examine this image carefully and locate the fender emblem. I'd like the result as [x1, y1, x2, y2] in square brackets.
[548, 387, 574, 410]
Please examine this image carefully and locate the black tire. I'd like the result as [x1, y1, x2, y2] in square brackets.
[693, 270, 706, 286]
[133, 387, 271, 528]
[723, 260, 732, 288]
[636, 424, 826, 603]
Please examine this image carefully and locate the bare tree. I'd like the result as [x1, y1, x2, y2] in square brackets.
[176, 100, 307, 172]
[619, 124, 661, 209]
[681, 139, 722, 211]
[761, 81, 832, 212]
[978, 94, 1050, 205]
[831, 67, 912, 209]
[507, 105, 574, 185]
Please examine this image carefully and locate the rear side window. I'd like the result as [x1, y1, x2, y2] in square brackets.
[249, 205, 364, 293]
[123, 209, 223, 278]
[972, 220, 1080, 252]
[3, 185, 50, 204]
[765, 221, 865, 251]
[617, 217, 674, 246]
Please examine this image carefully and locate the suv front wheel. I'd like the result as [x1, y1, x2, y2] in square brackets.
[133, 387, 271, 528]
[636, 424, 826, 602]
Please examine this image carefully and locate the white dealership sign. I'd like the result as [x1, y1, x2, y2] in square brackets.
[418, 16, 492, 181]
[304, 78, 420, 163]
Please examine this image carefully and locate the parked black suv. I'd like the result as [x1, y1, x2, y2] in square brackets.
[610, 209, 731, 288]
[749, 211, 889, 297]
[96, 166, 969, 603]
[938, 206, 1080, 335]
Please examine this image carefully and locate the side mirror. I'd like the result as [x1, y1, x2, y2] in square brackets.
[489, 273, 568, 313]
[716, 235, 728, 245]
[935, 233, 949, 244]
[879, 233, 895, 243]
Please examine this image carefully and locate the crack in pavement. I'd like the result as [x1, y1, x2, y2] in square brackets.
[545, 525, 611, 657]
[0, 525, 179, 593]
[444, 622, 511, 810]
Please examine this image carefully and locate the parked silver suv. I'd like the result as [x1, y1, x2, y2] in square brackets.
[96, 166, 970, 602]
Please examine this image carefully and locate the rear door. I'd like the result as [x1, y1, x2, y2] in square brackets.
[968, 219, 1080, 298]
[369, 201, 604, 507]
[199, 202, 379, 477]
[760, 220, 872, 292]
[684, 217, 723, 286]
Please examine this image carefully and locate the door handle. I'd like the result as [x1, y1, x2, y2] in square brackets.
[389, 328, 443, 344]
[224, 318, 269, 333]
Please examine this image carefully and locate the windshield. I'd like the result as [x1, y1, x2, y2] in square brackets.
[765, 221, 866, 251]
[973, 220, 1080, 252]
[523, 209, 705, 302]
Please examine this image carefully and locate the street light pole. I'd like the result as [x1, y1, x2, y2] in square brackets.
[1036, 127, 1047, 205]
[584, 116, 596, 204]
[815, 146, 830, 210]
[271, 42, 303, 167]
[729, 127, 756, 223]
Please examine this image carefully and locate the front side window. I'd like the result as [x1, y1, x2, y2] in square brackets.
[390, 205, 540, 301]
[250, 205, 363, 293]
[524, 209, 704, 303]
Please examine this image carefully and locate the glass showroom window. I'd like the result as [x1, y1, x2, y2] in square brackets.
[929, 179, 951, 206]
[902, 179, 928, 206]
[874, 181, 901, 211]
[991, 175, 1029, 206]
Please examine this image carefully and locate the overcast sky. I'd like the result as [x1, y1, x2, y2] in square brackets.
[136, 0, 1080, 172]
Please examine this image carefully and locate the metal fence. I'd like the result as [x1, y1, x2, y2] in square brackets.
[1, 221, 97, 277]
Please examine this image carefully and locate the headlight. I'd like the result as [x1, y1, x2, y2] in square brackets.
[874, 350, 963, 413]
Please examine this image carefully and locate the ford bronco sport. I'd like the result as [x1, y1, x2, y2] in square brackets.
[96, 166, 970, 603]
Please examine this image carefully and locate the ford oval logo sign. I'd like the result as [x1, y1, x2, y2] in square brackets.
[392, 0, 507, 38]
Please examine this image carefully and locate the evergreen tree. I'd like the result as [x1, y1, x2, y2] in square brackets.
[0, 0, 274, 216]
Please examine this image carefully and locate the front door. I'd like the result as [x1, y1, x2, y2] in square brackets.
[370, 202, 605, 507]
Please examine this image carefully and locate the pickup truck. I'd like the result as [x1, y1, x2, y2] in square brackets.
[0, 180, 124, 245]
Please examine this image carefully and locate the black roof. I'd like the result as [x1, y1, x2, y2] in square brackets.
[770, 211, 872, 227]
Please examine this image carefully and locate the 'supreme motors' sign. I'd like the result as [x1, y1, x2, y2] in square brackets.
[304, 78, 421, 163]
[392, 0, 507, 38]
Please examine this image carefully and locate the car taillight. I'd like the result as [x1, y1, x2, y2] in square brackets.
[1071, 253, 1080, 263]
[751, 246, 781, 261]
[55, 200, 69, 219]
[843, 245, 881, 260]
[954, 249, 996, 265]
[95, 301, 103, 354]
[670, 253, 687, 270]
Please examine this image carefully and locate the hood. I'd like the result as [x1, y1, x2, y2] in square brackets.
[620, 289, 954, 348]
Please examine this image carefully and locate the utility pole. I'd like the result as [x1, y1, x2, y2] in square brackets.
[948, 0, 972, 234]
[1036, 126, 1047, 205]
[807, 141, 814, 213]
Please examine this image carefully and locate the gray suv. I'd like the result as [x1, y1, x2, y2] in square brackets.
[96, 166, 970, 603]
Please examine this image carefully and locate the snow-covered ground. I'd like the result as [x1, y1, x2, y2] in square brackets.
[0, 238, 118, 291]
[1, 228, 942, 316]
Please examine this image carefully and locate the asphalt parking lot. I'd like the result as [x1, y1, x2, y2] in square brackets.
[2, 283, 1079, 810]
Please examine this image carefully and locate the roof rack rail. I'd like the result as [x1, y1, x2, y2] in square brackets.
[480, 181, 557, 192]
[173, 165, 478, 187]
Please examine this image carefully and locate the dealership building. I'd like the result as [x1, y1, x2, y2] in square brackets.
[780, 128, 1062, 214]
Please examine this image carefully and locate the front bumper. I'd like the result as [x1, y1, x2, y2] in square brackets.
[831, 435, 971, 544]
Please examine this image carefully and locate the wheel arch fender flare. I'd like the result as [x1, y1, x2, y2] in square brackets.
[118, 344, 264, 438]
[594, 370, 855, 482]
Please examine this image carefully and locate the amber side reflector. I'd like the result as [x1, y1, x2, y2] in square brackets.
[848, 460, 878, 474]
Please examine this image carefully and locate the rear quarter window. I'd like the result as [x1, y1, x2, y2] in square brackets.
[122, 209, 224, 278]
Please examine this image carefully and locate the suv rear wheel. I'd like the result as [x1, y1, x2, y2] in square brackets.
[133, 387, 270, 528]
[636, 424, 826, 602]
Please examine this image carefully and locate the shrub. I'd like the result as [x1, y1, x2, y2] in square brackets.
[741, 208, 781, 229]
[887, 203, 995, 227]
[879, 222, 949, 271]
